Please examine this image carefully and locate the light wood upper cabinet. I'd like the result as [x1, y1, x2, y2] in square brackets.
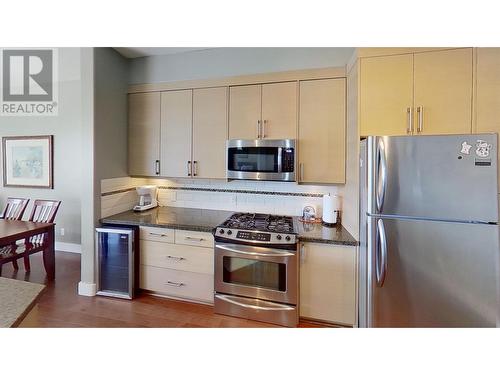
[360, 54, 413, 136]
[229, 85, 261, 139]
[261, 82, 297, 139]
[128, 92, 161, 176]
[476, 47, 500, 191]
[192, 87, 228, 179]
[298, 78, 346, 184]
[300, 243, 357, 326]
[360, 48, 473, 136]
[414, 48, 473, 135]
[160, 90, 193, 178]
[229, 82, 298, 139]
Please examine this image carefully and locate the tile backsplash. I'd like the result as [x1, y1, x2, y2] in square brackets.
[100, 176, 352, 233]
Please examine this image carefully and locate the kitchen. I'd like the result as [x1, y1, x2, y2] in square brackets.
[2, 1, 500, 372]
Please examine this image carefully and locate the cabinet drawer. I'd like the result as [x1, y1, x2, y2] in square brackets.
[140, 240, 214, 274]
[140, 265, 214, 303]
[139, 226, 174, 243]
[175, 230, 214, 248]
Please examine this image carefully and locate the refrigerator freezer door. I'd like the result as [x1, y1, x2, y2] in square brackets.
[368, 217, 500, 327]
[367, 134, 498, 222]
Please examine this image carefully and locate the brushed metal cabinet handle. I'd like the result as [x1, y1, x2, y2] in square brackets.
[166, 255, 186, 261]
[256, 120, 261, 138]
[165, 280, 185, 287]
[299, 163, 304, 182]
[262, 119, 267, 138]
[155, 160, 160, 175]
[185, 236, 205, 241]
[406, 107, 414, 134]
[417, 106, 423, 133]
[193, 160, 198, 177]
[187, 161, 191, 176]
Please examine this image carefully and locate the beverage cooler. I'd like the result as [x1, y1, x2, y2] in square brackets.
[95, 226, 139, 299]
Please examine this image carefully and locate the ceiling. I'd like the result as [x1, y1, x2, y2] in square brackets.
[114, 47, 212, 59]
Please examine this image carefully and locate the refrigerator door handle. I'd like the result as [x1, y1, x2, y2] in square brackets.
[376, 138, 388, 212]
[376, 219, 388, 287]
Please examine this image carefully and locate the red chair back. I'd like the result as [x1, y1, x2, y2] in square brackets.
[1, 198, 30, 220]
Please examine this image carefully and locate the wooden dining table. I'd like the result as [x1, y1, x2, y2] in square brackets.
[0, 220, 55, 279]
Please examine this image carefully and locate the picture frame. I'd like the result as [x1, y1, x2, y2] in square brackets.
[2, 135, 54, 189]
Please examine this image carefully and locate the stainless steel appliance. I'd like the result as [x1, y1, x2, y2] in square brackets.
[214, 213, 299, 327]
[359, 134, 500, 327]
[95, 226, 139, 299]
[226, 139, 295, 181]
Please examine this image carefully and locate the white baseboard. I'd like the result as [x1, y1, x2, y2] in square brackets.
[55, 241, 82, 254]
[78, 281, 97, 296]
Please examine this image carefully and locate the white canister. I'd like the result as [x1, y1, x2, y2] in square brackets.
[322, 194, 341, 226]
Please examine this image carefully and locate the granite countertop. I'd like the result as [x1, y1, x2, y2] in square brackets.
[0, 277, 45, 328]
[101, 206, 358, 246]
[294, 218, 358, 246]
[101, 206, 234, 233]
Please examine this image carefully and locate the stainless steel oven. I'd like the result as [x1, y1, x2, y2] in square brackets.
[226, 139, 296, 181]
[214, 243, 298, 326]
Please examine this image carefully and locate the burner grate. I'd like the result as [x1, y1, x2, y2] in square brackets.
[221, 213, 295, 233]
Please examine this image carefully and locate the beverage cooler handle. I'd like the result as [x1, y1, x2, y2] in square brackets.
[376, 138, 388, 212]
[376, 219, 388, 287]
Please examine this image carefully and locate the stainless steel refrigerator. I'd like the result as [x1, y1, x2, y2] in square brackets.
[359, 134, 500, 327]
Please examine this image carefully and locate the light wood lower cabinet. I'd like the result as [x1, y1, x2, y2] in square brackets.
[299, 242, 356, 326]
[139, 227, 214, 304]
[140, 266, 214, 304]
[298, 78, 346, 184]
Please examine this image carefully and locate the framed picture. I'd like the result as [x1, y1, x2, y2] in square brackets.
[2, 135, 53, 189]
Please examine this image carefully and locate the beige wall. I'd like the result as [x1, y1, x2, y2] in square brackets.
[0, 48, 85, 246]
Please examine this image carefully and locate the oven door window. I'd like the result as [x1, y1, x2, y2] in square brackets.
[227, 147, 279, 173]
[222, 256, 287, 292]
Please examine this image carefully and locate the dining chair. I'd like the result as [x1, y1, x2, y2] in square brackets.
[0, 197, 30, 220]
[21, 199, 61, 271]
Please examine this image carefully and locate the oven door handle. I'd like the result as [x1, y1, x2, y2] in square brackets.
[215, 244, 295, 257]
[215, 294, 295, 311]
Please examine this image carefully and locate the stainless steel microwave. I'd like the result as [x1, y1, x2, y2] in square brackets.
[226, 139, 296, 181]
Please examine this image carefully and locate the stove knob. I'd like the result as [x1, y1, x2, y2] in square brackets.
[219, 229, 225, 234]
[227, 230, 233, 235]
[276, 235, 282, 240]
[285, 236, 291, 241]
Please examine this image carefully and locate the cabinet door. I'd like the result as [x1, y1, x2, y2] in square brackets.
[228, 84, 261, 139]
[360, 54, 414, 136]
[414, 48, 473, 135]
[299, 243, 357, 326]
[192, 87, 228, 179]
[160, 90, 193, 178]
[298, 78, 346, 184]
[476, 48, 500, 192]
[261, 81, 297, 139]
[128, 92, 161, 176]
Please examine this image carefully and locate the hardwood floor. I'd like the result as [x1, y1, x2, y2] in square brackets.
[1, 251, 326, 328]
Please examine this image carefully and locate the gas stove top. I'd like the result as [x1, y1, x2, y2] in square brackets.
[214, 213, 297, 246]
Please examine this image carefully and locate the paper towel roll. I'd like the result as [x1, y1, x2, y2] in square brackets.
[322, 194, 341, 225]
[322, 194, 335, 224]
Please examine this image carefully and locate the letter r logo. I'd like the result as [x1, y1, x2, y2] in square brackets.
[2, 49, 53, 102]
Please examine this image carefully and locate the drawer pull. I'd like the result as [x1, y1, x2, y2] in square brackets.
[166, 255, 186, 261]
[149, 232, 168, 237]
[166, 280, 185, 287]
[184, 236, 205, 242]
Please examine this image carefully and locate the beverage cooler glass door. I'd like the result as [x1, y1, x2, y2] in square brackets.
[96, 227, 135, 299]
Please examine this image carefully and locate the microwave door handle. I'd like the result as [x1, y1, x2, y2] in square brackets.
[277, 147, 283, 173]
[215, 244, 295, 257]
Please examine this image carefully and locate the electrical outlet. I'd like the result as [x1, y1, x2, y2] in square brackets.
[60, 228, 65, 236]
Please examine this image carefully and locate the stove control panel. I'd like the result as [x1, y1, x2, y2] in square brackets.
[215, 228, 297, 244]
